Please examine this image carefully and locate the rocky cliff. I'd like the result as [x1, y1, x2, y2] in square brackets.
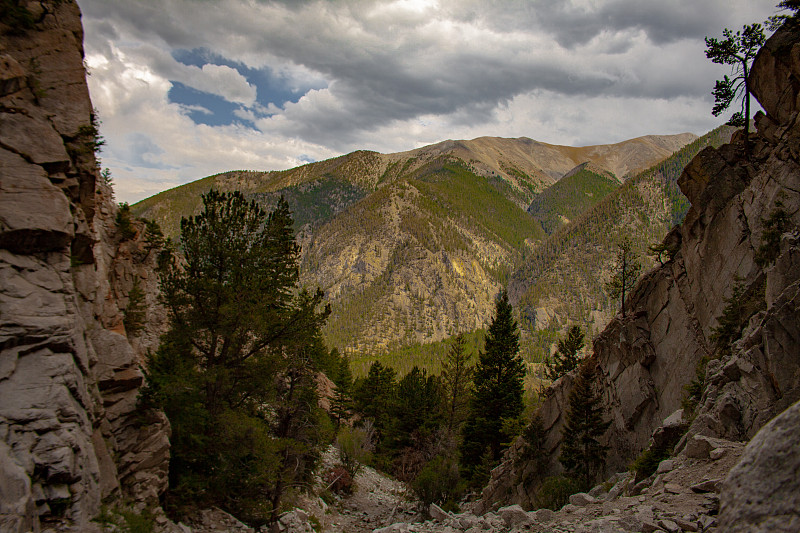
[477, 21, 800, 513]
[0, 2, 169, 531]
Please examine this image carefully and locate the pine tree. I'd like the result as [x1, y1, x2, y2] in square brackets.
[440, 332, 474, 435]
[705, 22, 766, 153]
[460, 290, 526, 485]
[330, 350, 354, 428]
[559, 358, 611, 490]
[545, 325, 584, 381]
[352, 361, 397, 441]
[605, 237, 642, 317]
[147, 190, 330, 524]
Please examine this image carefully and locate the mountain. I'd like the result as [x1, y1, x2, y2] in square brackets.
[133, 133, 696, 239]
[527, 162, 620, 234]
[510, 126, 735, 361]
[132, 133, 696, 355]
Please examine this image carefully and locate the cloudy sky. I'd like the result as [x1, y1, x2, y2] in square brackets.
[79, 0, 781, 204]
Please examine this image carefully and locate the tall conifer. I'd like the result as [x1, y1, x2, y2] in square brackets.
[559, 358, 611, 489]
[460, 290, 526, 485]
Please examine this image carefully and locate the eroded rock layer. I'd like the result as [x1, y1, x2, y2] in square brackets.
[0, 2, 169, 531]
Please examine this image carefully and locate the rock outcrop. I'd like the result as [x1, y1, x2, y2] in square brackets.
[477, 20, 800, 514]
[719, 398, 800, 532]
[0, 2, 169, 531]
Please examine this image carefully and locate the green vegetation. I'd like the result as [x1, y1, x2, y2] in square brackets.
[682, 277, 766, 418]
[706, 22, 766, 151]
[116, 203, 137, 240]
[528, 166, 619, 234]
[93, 504, 155, 533]
[605, 237, 642, 317]
[755, 203, 790, 267]
[559, 358, 611, 490]
[123, 279, 146, 336]
[513, 126, 734, 362]
[534, 476, 583, 511]
[143, 190, 331, 525]
[460, 291, 526, 487]
[545, 325, 585, 381]
[440, 333, 475, 434]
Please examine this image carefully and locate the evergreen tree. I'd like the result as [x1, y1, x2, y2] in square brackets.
[545, 325, 584, 381]
[460, 290, 526, 485]
[352, 361, 397, 440]
[559, 358, 611, 490]
[123, 278, 146, 336]
[330, 350, 354, 428]
[146, 190, 330, 525]
[387, 367, 443, 452]
[440, 332, 474, 435]
[705, 22, 766, 153]
[605, 237, 641, 317]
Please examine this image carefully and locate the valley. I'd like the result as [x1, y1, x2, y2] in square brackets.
[2, 2, 800, 533]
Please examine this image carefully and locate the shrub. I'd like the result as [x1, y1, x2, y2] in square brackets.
[336, 424, 374, 478]
[755, 204, 790, 267]
[630, 445, 670, 482]
[534, 476, 582, 510]
[116, 203, 136, 240]
[411, 455, 464, 509]
[324, 465, 353, 495]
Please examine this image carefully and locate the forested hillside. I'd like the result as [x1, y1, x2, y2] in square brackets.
[510, 125, 736, 362]
[527, 163, 621, 234]
[131, 133, 695, 359]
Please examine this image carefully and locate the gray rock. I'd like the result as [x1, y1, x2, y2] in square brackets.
[658, 519, 680, 533]
[690, 479, 721, 494]
[569, 492, 598, 506]
[534, 508, 555, 523]
[497, 504, 533, 528]
[428, 503, 450, 522]
[719, 399, 800, 532]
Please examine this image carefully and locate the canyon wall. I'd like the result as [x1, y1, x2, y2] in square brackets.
[478, 21, 800, 513]
[1, 2, 169, 531]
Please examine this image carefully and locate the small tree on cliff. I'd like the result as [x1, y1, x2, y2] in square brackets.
[545, 325, 585, 381]
[605, 237, 641, 317]
[705, 22, 766, 153]
[460, 290, 526, 486]
[559, 358, 611, 490]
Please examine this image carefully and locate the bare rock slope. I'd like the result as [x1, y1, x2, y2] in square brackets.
[1, 2, 169, 531]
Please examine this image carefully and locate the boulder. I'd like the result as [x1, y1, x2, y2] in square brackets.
[497, 504, 533, 528]
[718, 400, 800, 532]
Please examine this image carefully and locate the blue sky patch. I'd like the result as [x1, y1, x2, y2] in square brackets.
[170, 47, 326, 117]
[168, 81, 253, 127]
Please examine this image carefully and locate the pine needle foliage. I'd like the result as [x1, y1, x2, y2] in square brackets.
[440, 333, 474, 434]
[145, 190, 330, 525]
[559, 358, 611, 490]
[545, 325, 585, 381]
[460, 290, 526, 486]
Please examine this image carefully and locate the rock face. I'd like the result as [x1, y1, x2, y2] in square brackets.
[477, 21, 800, 513]
[0, 2, 169, 531]
[719, 399, 800, 532]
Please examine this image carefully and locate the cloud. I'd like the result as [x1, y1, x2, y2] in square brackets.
[79, 0, 779, 203]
